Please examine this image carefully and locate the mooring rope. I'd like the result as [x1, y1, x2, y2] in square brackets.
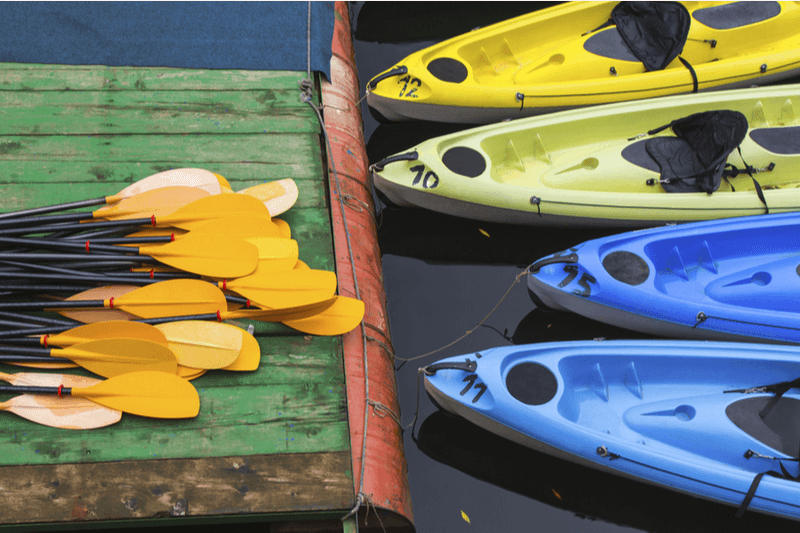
[300, 3, 380, 528]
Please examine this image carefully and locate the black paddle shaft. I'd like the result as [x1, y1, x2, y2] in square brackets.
[0, 299, 106, 310]
[0, 197, 108, 220]
[0, 385, 74, 395]
[0, 252, 156, 264]
[0, 236, 152, 255]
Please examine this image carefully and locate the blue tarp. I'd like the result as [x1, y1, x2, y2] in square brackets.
[1, 1, 335, 80]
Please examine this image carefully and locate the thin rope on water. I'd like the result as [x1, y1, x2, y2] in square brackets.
[301, 3, 374, 525]
[393, 266, 531, 363]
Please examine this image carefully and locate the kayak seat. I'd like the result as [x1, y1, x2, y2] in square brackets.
[583, 28, 640, 62]
[646, 137, 709, 191]
[692, 1, 781, 30]
[621, 139, 660, 173]
[644, 110, 749, 194]
[727, 396, 800, 458]
[750, 126, 800, 155]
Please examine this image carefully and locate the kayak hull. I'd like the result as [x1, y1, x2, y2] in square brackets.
[372, 85, 800, 227]
[527, 211, 800, 343]
[368, 1, 800, 124]
[424, 340, 800, 521]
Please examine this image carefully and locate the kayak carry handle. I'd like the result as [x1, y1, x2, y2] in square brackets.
[367, 66, 408, 90]
[424, 358, 477, 375]
[370, 151, 419, 172]
[528, 253, 579, 273]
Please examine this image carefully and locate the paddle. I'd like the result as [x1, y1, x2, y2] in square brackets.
[215, 269, 337, 308]
[237, 179, 298, 216]
[219, 327, 261, 372]
[177, 365, 207, 379]
[121, 215, 284, 242]
[0, 371, 200, 419]
[82, 267, 337, 308]
[273, 218, 292, 239]
[87, 186, 211, 221]
[0, 319, 247, 372]
[154, 321, 245, 369]
[248, 238, 300, 273]
[0, 192, 272, 232]
[3, 321, 169, 347]
[0, 279, 227, 320]
[0, 233, 260, 279]
[0, 372, 122, 429]
[0, 168, 224, 220]
[282, 296, 365, 336]
[58, 285, 139, 322]
[0, 338, 178, 377]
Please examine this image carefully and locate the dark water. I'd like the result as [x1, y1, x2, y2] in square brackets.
[351, 3, 796, 532]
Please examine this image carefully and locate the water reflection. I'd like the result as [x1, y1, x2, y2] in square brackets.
[415, 410, 794, 532]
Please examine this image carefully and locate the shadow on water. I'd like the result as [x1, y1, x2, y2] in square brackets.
[499, 307, 655, 345]
[414, 411, 793, 533]
[377, 206, 612, 267]
[353, 2, 560, 43]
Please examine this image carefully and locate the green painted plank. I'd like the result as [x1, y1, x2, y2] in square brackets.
[0, 90, 319, 135]
[0, 177, 328, 213]
[0, 133, 322, 164]
[0, 380, 348, 465]
[0, 162, 323, 185]
[0, 64, 310, 91]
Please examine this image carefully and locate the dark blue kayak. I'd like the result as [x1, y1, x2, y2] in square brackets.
[527, 212, 800, 344]
[423, 340, 800, 520]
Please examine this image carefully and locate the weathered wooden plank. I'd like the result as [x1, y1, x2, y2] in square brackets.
[0, 379, 348, 465]
[0, 90, 319, 135]
[0, 64, 309, 91]
[0, 177, 328, 213]
[0, 161, 322, 184]
[0, 451, 353, 526]
[0, 134, 322, 164]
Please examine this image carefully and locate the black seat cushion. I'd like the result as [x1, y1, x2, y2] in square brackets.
[611, 2, 691, 71]
[727, 396, 800, 458]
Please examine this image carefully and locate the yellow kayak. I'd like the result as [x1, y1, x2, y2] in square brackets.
[367, 1, 800, 124]
[371, 85, 800, 227]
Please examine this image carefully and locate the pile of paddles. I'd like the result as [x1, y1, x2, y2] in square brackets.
[0, 168, 364, 428]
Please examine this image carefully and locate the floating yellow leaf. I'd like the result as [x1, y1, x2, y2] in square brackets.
[461, 510, 471, 524]
[479, 228, 490, 237]
[552, 488, 562, 500]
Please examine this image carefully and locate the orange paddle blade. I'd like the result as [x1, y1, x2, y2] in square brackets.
[220, 328, 260, 372]
[71, 371, 200, 419]
[40, 321, 169, 347]
[157, 193, 272, 230]
[220, 269, 337, 308]
[154, 321, 243, 369]
[282, 296, 365, 336]
[94, 186, 210, 220]
[102, 280, 227, 319]
[54, 338, 178, 377]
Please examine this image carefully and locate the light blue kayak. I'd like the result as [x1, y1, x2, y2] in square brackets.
[423, 340, 800, 520]
[527, 212, 800, 344]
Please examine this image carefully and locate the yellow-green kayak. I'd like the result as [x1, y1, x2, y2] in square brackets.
[367, 1, 800, 124]
[371, 85, 800, 227]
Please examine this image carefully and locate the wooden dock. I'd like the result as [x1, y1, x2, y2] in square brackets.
[0, 2, 412, 530]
